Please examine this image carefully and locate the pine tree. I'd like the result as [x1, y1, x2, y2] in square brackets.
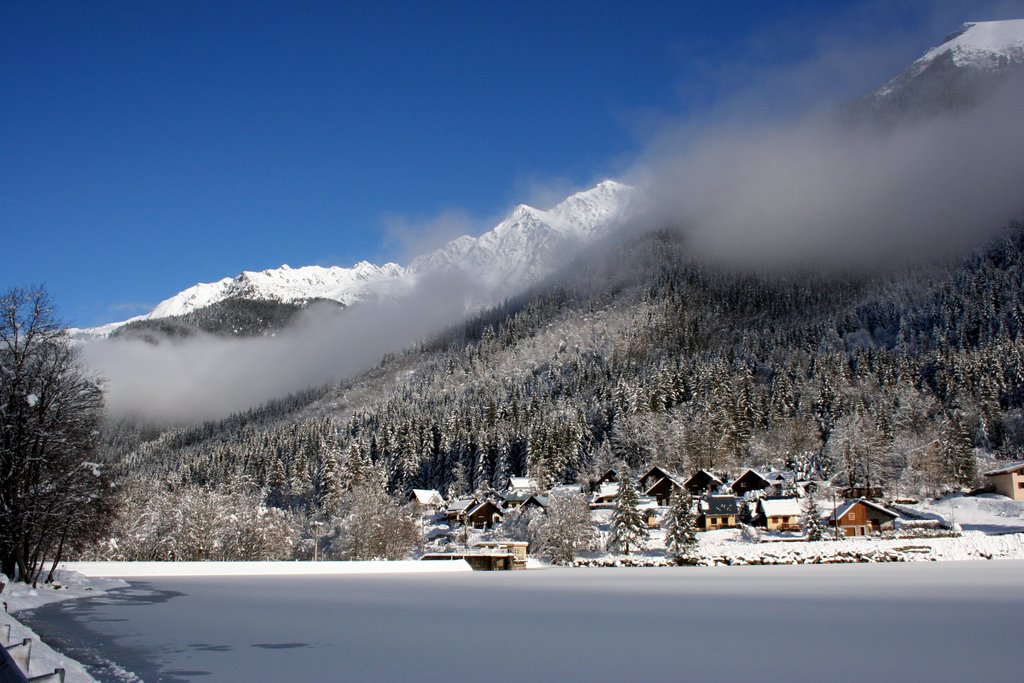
[663, 491, 698, 562]
[318, 445, 345, 516]
[803, 494, 826, 541]
[608, 473, 648, 554]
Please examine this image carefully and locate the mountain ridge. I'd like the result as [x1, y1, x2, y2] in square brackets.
[73, 180, 635, 338]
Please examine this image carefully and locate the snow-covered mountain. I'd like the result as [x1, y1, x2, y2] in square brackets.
[407, 179, 633, 292]
[75, 180, 635, 338]
[861, 19, 1024, 115]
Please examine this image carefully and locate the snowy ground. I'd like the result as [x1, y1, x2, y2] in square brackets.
[2, 573, 127, 682]
[17, 562, 1024, 683]
[61, 559, 472, 578]
[896, 492, 1024, 534]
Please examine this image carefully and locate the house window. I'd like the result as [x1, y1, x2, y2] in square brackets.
[1017, 481, 1024, 490]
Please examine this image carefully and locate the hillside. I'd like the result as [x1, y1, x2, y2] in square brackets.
[108, 220, 1024, 502]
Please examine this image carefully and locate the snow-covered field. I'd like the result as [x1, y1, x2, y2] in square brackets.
[12, 561, 1024, 683]
[897, 492, 1024, 534]
[61, 559, 472, 577]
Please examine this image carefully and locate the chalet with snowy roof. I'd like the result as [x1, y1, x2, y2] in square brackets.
[701, 496, 740, 530]
[592, 481, 620, 505]
[408, 489, 445, 513]
[589, 469, 618, 491]
[465, 500, 504, 530]
[983, 461, 1024, 500]
[640, 466, 678, 492]
[507, 476, 539, 493]
[644, 473, 687, 506]
[756, 497, 803, 531]
[683, 469, 723, 496]
[830, 499, 897, 537]
[550, 483, 584, 497]
[730, 469, 773, 496]
[501, 491, 533, 509]
[521, 495, 550, 511]
[445, 497, 478, 525]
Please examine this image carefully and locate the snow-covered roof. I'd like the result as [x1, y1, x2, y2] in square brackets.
[508, 476, 538, 491]
[446, 498, 477, 514]
[411, 489, 444, 506]
[758, 497, 802, 517]
[550, 483, 584, 496]
[705, 496, 739, 516]
[466, 500, 503, 517]
[733, 469, 772, 485]
[593, 482, 620, 500]
[831, 498, 897, 522]
[644, 475, 686, 496]
[983, 461, 1024, 476]
[684, 469, 722, 486]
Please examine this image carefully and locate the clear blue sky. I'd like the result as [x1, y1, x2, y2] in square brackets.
[2, 0, 1015, 326]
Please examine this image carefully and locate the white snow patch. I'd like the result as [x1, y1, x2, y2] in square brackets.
[3, 571, 128, 682]
[60, 560, 472, 577]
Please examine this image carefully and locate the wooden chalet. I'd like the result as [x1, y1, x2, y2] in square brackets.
[507, 476, 539, 493]
[730, 469, 773, 496]
[465, 500, 504, 529]
[521, 495, 550, 511]
[640, 466, 677, 492]
[408, 489, 445, 513]
[445, 497, 478, 525]
[701, 496, 740, 530]
[756, 497, 803, 531]
[501, 491, 532, 509]
[829, 499, 897, 537]
[592, 481, 620, 505]
[983, 461, 1024, 500]
[644, 474, 686, 506]
[683, 469, 723, 496]
[591, 469, 619, 491]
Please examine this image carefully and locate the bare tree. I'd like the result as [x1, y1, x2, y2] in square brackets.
[1, 287, 114, 582]
[334, 485, 419, 560]
[530, 493, 595, 564]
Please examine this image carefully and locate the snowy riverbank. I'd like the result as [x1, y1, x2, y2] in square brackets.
[60, 559, 473, 578]
[2, 572, 127, 682]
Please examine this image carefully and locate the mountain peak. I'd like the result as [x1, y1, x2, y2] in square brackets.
[918, 19, 1024, 68]
[76, 180, 636, 338]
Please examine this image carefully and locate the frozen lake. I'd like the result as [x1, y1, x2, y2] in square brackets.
[23, 561, 1023, 682]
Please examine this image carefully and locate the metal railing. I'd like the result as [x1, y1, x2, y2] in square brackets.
[1, 623, 65, 683]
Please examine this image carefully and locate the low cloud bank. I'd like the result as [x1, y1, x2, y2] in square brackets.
[627, 75, 1024, 268]
[83, 271, 473, 423]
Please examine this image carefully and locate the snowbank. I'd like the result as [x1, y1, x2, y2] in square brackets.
[571, 530, 1024, 566]
[61, 559, 472, 578]
[2, 572, 127, 682]
[896, 492, 1024, 534]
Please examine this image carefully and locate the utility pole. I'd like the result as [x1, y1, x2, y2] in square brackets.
[312, 521, 324, 561]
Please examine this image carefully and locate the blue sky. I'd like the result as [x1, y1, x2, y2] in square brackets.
[2, 0, 1018, 326]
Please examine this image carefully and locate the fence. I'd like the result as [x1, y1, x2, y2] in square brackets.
[0, 623, 65, 683]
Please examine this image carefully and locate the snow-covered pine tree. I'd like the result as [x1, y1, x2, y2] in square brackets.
[803, 494, 826, 541]
[663, 491, 698, 562]
[608, 472, 648, 554]
[531, 493, 595, 565]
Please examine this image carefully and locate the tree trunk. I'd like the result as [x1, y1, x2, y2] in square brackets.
[46, 527, 69, 584]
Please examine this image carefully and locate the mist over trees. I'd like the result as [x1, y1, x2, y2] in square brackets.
[64, 214, 1024, 561]
[0, 287, 116, 582]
